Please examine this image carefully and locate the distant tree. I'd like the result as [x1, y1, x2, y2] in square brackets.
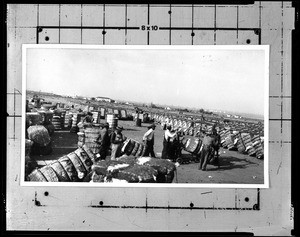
[199, 108, 204, 113]
[150, 102, 157, 108]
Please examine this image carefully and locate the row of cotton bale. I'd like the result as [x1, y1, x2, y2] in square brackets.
[27, 144, 176, 183]
[27, 144, 95, 182]
[152, 114, 214, 135]
[151, 112, 264, 159]
[91, 106, 130, 120]
[219, 128, 264, 159]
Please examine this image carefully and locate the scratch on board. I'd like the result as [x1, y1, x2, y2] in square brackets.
[15, 174, 18, 181]
[87, 210, 123, 226]
[201, 191, 212, 195]
[277, 160, 282, 174]
[125, 212, 143, 229]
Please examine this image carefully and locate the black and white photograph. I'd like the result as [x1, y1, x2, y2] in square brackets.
[22, 45, 269, 187]
[6, 3, 295, 234]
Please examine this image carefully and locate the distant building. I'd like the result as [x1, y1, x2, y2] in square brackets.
[95, 96, 115, 103]
[75, 95, 84, 100]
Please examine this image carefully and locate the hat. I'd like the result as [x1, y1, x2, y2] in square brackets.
[116, 126, 123, 130]
[104, 122, 109, 128]
[148, 123, 156, 129]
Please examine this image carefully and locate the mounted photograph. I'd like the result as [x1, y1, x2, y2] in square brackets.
[21, 45, 269, 188]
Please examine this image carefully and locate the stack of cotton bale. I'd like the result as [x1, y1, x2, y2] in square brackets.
[36, 110, 55, 136]
[27, 145, 96, 182]
[27, 125, 52, 156]
[89, 156, 176, 183]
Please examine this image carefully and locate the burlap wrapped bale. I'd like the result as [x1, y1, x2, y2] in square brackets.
[121, 138, 131, 153]
[48, 161, 70, 182]
[39, 165, 60, 182]
[136, 157, 176, 183]
[136, 143, 145, 157]
[27, 125, 51, 146]
[116, 155, 136, 165]
[74, 147, 94, 172]
[130, 142, 140, 156]
[77, 132, 85, 148]
[83, 126, 101, 154]
[67, 152, 88, 179]
[184, 137, 201, 154]
[26, 112, 43, 127]
[52, 115, 62, 130]
[125, 140, 136, 156]
[28, 169, 48, 182]
[113, 164, 158, 183]
[89, 156, 140, 183]
[28, 146, 95, 182]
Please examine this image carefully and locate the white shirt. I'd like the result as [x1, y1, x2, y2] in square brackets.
[164, 129, 177, 141]
[143, 128, 155, 141]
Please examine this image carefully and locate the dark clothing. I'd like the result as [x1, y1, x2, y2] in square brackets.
[110, 131, 125, 160]
[143, 140, 156, 157]
[95, 127, 110, 160]
[171, 135, 182, 161]
[199, 134, 220, 170]
[161, 136, 171, 160]
[199, 144, 212, 171]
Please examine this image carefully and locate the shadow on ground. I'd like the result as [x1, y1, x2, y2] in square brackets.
[209, 156, 259, 171]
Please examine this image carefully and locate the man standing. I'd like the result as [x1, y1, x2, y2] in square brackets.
[199, 127, 220, 171]
[110, 126, 125, 160]
[95, 123, 110, 160]
[142, 124, 156, 157]
[161, 125, 177, 160]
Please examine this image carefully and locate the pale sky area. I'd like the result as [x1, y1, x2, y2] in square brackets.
[26, 47, 266, 116]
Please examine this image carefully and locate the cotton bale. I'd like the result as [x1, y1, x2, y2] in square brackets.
[27, 125, 51, 146]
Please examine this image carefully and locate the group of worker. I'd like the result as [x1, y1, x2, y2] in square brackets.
[142, 123, 183, 161]
[83, 111, 219, 170]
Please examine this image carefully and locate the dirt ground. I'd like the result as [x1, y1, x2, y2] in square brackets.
[32, 119, 264, 184]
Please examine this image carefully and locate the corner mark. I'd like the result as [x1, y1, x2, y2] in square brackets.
[14, 88, 22, 95]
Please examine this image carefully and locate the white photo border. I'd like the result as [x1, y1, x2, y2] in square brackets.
[21, 44, 269, 188]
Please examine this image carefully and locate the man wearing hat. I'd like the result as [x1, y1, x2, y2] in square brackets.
[110, 125, 125, 160]
[142, 123, 156, 157]
[95, 123, 110, 160]
[161, 125, 177, 160]
[83, 111, 94, 123]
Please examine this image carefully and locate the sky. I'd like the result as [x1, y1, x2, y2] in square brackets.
[26, 47, 267, 116]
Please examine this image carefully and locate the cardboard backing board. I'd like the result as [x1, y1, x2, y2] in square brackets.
[6, 2, 293, 235]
